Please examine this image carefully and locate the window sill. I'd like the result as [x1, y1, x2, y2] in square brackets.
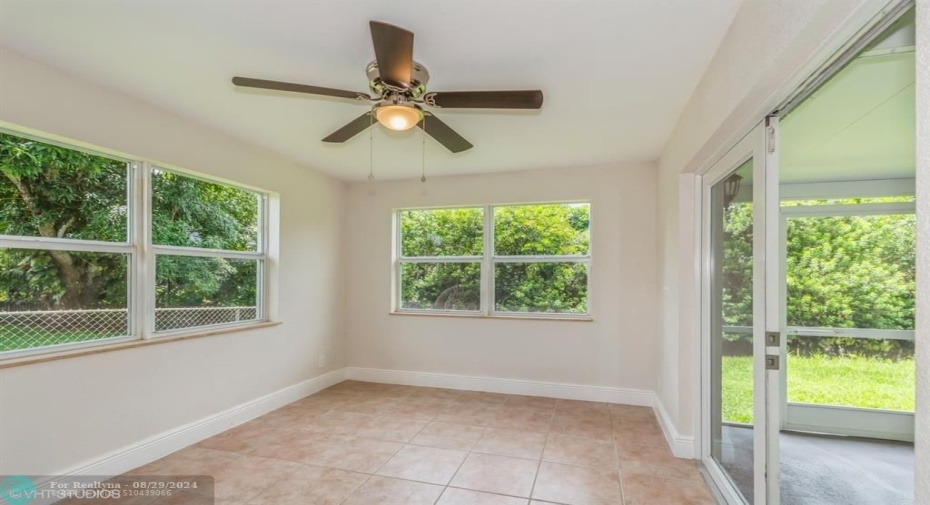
[0, 320, 282, 370]
[389, 311, 593, 322]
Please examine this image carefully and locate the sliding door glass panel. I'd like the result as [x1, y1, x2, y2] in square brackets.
[710, 159, 755, 502]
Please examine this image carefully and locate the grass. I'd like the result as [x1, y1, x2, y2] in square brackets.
[0, 325, 119, 352]
[722, 354, 915, 423]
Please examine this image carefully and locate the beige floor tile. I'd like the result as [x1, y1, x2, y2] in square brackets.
[411, 387, 463, 400]
[302, 410, 377, 435]
[249, 405, 328, 430]
[339, 396, 403, 415]
[353, 414, 429, 442]
[436, 403, 504, 426]
[450, 453, 539, 498]
[613, 419, 667, 448]
[543, 433, 618, 468]
[555, 400, 612, 418]
[489, 407, 554, 432]
[342, 476, 444, 505]
[306, 435, 403, 473]
[289, 392, 357, 410]
[618, 443, 702, 482]
[439, 487, 530, 505]
[386, 397, 456, 419]
[609, 404, 655, 423]
[532, 461, 622, 505]
[249, 431, 346, 463]
[550, 414, 614, 441]
[208, 454, 304, 502]
[411, 421, 487, 450]
[376, 444, 468, 485]
[457, 391, 511, 405]
[128, 447, 240, 476]
[621, 473, 715, 505]
[248, 464, 368, 505]
[503, 395, 557, 411]
[473, 428, 548, 460]
[196, 421, 287, 454]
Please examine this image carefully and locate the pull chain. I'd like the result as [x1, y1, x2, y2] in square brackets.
[368, 110, 375, 181]
[421, 115, 427, 183]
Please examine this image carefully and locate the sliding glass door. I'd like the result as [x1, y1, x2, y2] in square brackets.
[701, 122, 778, 504]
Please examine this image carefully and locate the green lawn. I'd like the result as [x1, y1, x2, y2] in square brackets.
[723, 355, 915, 423]
[0, 325, 119, 352]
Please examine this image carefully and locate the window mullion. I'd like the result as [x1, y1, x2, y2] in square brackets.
[151, 245, 263, 261]
[0, 236, 133, 253]
[397, 256, 482, 263]
[138, 162, 155, 339]
[484, 205, 494, 316]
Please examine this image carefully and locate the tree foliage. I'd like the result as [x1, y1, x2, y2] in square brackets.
[721, 199, 915, 358]
[399, 204, 590, 313]
[0, 133, 258, 310]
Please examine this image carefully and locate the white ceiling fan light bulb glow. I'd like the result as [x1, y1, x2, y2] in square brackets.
[375, 105, 422, 131]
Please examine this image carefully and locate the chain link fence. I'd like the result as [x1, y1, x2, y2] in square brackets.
[155, 306, 258, 332]
[0, 306, 258, 353]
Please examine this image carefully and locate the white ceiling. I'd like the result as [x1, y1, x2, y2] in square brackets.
[0, 0, 741, 181]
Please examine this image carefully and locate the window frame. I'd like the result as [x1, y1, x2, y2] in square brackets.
[393, 201, 593, 319]
[0, 129, 270, 360]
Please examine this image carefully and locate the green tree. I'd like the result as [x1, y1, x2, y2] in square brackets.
[399, 204, 590, 313]
[0, 132, 258, 310]
[0, 133, 128, 308]
[720, 198, 915, 357]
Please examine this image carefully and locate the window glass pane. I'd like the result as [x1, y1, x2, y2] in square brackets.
[494, 203, 590, 255]
[0, 132, 128, 242]
[494, 262, 588, 314]
[786, 213, 915, 330]
[0, 249, 129, 352]
[400, 262, 480, 311]
[155, 255, 259, 332]
[400, 208, 483, 257]
[152, 169, 260, 252]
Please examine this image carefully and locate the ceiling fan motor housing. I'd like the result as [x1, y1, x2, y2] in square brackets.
[366, 60, 430, 98]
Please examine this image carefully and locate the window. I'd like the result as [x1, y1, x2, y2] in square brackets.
[395, 203, 591, 317]
[0, 131, 268, 358]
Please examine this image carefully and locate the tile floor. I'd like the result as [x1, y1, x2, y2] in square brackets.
[116, 381, 716, 504]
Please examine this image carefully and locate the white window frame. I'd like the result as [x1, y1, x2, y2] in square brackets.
[393, 201, 592, 319]
[0, 130, 270, 360]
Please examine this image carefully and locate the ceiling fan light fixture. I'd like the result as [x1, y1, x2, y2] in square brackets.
[375, 104, 423, 131]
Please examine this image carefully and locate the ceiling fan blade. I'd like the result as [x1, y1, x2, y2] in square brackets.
[424, 90, 544, 109]
[418, 114, 473, 153]
[232, 76, 371, 101]
[322, 112, 374, 143]
[370, 21, 414, 89]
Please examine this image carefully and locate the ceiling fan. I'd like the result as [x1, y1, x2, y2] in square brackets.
[232, 21, 544, 153]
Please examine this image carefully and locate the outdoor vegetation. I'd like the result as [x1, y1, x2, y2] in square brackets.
[399, 204, 589, 313]
[0, 132, 259, 351]
[721, 199, 916, 422]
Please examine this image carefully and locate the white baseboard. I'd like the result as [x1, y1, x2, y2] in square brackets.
[29, 368, 346, 505]
[344, 366, 654, 406]
[653, 394, 696, 459]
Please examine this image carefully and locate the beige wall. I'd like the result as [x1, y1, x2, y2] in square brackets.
[343, 164, 659, 392]
[0, 49, 347, 475]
